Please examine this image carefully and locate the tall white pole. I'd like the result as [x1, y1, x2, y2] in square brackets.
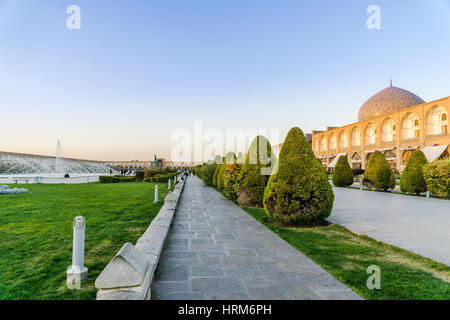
[154, 185, 159, 203]
[168, 178, 171, 190]
[67, 216, 88, 289]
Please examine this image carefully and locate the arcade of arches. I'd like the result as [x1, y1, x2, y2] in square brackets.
[312, 85, 449, 171]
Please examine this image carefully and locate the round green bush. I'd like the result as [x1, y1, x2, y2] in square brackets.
[364, 151, 395, 189]
[399, 150, 428, 195]
[235, 136, 275, 207]
[332, 156, 354, 187]
[423, 159, 449, 198]
[263, 127, 334, 225]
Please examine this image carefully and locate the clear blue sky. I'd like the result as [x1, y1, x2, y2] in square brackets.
[1, 0, 449, 160]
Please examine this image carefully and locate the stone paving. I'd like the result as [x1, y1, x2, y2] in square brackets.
[330, 187, 450, 266]
[152, 176, 361, 300]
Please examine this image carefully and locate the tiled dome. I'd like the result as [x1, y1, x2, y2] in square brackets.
[358, 85, 425, 121]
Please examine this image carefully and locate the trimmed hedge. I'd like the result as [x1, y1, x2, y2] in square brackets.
[135, 170, 145, 182]
[400, 150, 428, 195]
[332, 156, 354, 187]
[423, 159, 450, 198]
[144, 173, 177, 183]
[263, 127, 334, 226]
[235, 136, 275, 207]
[364, 151, 395, 190]
[99, 176, 114, 183]
[144, 168, 165, 179]
[99, 176, 136, 183]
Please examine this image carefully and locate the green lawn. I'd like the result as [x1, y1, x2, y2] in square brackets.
[244, 207, 450, 300]
[0, 182, 167, 300]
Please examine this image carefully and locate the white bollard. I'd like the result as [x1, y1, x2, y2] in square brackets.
[168, 178, 171, 190]
[67, 216, 88, 289]
[426, 191, 430, 198]
[360, 177, 363, 191]
[154, 185, 159, 203]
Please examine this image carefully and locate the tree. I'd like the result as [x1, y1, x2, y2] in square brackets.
[400, 150, 428, 195]
[364, 151, 395, 190]
[235, 136, 275, 207]
[263, 127, 334, 225]
[332, 156, 354, 187]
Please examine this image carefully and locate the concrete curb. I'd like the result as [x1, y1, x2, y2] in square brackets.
[95, 179, 185, 300]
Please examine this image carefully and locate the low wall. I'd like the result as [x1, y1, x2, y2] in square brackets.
[94, 179, 185, 300]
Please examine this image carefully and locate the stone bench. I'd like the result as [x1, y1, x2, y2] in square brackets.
[11, 177, 32, 184]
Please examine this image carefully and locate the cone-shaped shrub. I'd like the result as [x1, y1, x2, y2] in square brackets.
[217, 164, 227, 190]
[375, 166, 393, 191]
[200, 160, 218, 186]
[263, 127, 334, 225]
[332, 156, 354, 187]
[235, 136, 275, 207]
[400, 150, 428, 195]
[218, 152, 235, 190]
[221, 152, 242, 201]
[213, 162, 223, 187]
[223, 162, 242, 201]
[364, 151, 395, 189]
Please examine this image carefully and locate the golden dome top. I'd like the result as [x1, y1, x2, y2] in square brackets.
[358, 85, 425, 121]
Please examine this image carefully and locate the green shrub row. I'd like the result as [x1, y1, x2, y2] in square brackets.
[201, 128, 334, 226]
[99, 176, 136, 183]
[143, 172, 178, 183]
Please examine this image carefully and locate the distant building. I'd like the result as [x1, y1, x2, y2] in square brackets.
[311, 83, 449, 171]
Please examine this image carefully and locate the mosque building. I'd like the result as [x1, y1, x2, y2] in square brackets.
[311, 82, 449, 172]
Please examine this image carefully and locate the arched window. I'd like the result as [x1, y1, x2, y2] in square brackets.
[401, 113, 420, 139]
[426, 106, 448, 136]
[365, 123, 377, 146]
[351, 127, 361, 147]
[384, 150, 396, 160]
[352, 153, 361, 161]
[320, 136, 327, 152]
[351, 153, 362, 169]
[381, 118, 396, 143]
[339, 131, 348, 149]
[329, 134, 337, 150]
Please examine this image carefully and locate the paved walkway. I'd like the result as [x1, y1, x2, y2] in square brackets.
[152, 176, 361, 300]
[329, 187, 450, 266]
